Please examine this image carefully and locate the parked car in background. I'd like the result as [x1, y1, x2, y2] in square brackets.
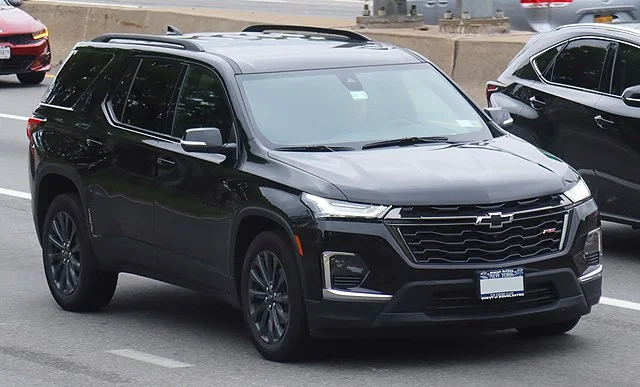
[414, 0, 640, 32]
[28, 25, 602, 362]
[487, 22, 640, 229]
[0, 0, 51, 84]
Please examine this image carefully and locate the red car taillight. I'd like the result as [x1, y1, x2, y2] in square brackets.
[520, 0, 572, 8]
[26, 117, 46, 140]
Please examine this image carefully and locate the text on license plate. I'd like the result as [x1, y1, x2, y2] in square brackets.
[0, 46, 10, 60]
[479, 268, 524, 300]
[594, 15, 614, 23]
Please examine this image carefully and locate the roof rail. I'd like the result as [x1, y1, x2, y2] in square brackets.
[242, 24, 372, 42]
[92, 33, 204, 52]
[555, 22, 640, 36]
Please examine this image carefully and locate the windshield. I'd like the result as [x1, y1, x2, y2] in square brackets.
[237, 63, 494, 150]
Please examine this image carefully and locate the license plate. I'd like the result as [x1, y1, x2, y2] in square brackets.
[594, 15, 614, 23]
[478, 268, 525, 300]
[0, 46, 10, 60]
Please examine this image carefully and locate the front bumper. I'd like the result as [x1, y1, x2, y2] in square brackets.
[0, 38, 51, 75]
[296, 199, 602, 337]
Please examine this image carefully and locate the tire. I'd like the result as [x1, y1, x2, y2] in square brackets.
[17, 72, 46, 85]
[42, 193, 118, 312]
[240, 230, 311, 362]
[516, 317, 581, 337]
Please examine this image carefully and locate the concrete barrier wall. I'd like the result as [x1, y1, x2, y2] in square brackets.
[23, 1, 533, 105]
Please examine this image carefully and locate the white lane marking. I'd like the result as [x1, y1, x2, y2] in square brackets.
[601, 297, 640, 312]
[38, 0, 142, 8]
[0, 188, 31, 200]
[0, 113, 28, 122]
[106, 349, 194, 368]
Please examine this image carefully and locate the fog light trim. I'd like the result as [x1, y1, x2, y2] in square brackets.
[579, 264, 602, 283]
[321, 251, 392, 301]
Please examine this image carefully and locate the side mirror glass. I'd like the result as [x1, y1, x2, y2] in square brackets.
[622, 85, 640, 108]
[484, 107, 513, 129]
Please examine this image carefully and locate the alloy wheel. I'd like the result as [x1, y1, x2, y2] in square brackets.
[248, 250, 290, 345]
[46, 211, 81, 295]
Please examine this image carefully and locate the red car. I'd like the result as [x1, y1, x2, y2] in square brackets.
[0, 0, 51, 84]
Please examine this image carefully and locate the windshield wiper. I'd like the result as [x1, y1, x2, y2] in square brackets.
[362, 136, 451, 150]
[274, 145, 355, 152]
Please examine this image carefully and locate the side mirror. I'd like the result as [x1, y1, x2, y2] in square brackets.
[622, 85, 640, 108]
[181, 128, 224, 152]
[7, 0, 23, 6]
[484, 107, 513, 129]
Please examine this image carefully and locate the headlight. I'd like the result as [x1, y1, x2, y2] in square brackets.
[301, 193, 390, 219]
[564, 179, 591, 203]
[33, 28, 48, 41]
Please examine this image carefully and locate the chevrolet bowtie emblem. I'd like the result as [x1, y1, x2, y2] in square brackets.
[475, 212, 514, 229]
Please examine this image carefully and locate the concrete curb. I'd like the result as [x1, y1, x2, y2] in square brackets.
[24, 1, 534, 105]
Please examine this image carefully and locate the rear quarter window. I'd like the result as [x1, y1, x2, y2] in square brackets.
[41, 48, 115, 109]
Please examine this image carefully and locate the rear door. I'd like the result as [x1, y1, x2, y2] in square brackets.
[592, 41, 640, 222]
[86, 56, 185, 272]
[526, 38, 614, 193]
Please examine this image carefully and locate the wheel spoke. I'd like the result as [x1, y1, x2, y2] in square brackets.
[259, 306, 269, 336]
[274, 294, 289, 304]
[250, 268, 267, 290]
[267, 310, 275, 344]
[65, 264, 73, 291]
[48, 234, 65, 250]
[68, 264, 79, 288]
[274, 269, 286, 292]
[251, 302, 268, 322]
[52, 217, 65, 243]
[257, 253, 270, 286]
[58, 262, 67, 288]
[249, 289, 267, 300]
[270, 253, 279, 284]
[68, 226, 77, 248]
[275, 304, 288, 325]
[271, 309, 284, 338]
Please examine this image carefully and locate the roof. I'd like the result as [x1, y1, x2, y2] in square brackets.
[555, 22, 640, 37]
[91, 25, 424, 74]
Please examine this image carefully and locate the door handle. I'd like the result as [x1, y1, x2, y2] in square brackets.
[157, 157, 176, 168]
[529, 96, 546, 110]
[594, 115, 615, 129]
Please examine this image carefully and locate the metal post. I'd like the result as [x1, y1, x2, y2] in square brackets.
[457, 0, 493, 18]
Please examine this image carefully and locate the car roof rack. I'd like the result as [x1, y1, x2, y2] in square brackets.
[92, 33, 204, 52]
[242, 24, 372, 42]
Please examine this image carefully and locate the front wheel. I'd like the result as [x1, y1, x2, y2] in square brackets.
[42, 193, 118, 312]
[240, 230, 310, 362]
[17, 72, 46, 85]
[516, 317, 581, 337]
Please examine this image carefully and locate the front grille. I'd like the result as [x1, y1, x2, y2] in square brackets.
[0, 55, 35, 73]
[0, 34, 38, 45]
[425, 283, 557, 317]
[388, 195, 570, 264]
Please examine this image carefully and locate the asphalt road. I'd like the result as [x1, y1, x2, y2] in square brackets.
[1, 74, 640, 386]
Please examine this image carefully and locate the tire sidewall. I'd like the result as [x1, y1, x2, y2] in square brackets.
[42, 193, 98, 310]
[240, 230, 308, 360]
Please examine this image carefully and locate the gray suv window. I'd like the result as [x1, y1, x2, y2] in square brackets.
[549, 39, 610, 91]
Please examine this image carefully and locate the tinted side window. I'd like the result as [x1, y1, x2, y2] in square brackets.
[112, 58, 184, 134]
[611, 43, 640, 95]
[42, 49, 114, 108]
[172, 65, 235, 142]
[550, 39, 610, 91]
[532, 43, 564, 79]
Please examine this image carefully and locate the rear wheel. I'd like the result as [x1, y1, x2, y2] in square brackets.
[42, 193, 118, 312]
[517, 317, 581, 337]
[17, 72, 46, 85]
[240, 230, 310, 362]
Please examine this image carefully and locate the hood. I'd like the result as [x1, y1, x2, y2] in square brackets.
[268, 135, 579, 206]
[0, 6, 44, 35]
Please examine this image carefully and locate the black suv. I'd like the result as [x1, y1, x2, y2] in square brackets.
[488, 23, 640, 229]
[29, 25, 602, 362]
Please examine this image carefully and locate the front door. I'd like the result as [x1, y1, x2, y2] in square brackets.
[154, 63, 239, 292]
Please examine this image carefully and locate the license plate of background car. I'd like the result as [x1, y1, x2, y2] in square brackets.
[478, 268, 525, 301]
[0, 47, 10, 60]
[594, 15, 614, 23]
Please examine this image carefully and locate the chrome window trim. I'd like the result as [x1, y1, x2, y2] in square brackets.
[39, 103, 74, 112]
[321, 251, 393, 302]
[529, 34, 640, 99]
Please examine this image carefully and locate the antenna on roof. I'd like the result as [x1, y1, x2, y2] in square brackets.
[166, 25, 183, 36]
